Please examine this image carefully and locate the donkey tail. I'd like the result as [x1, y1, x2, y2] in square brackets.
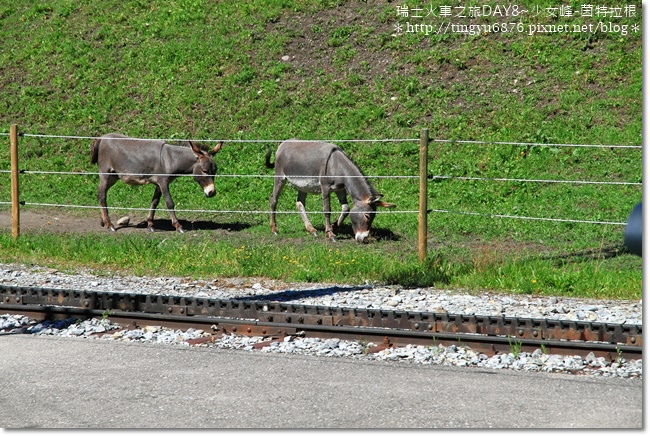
[264, 148, 275, 169]
[90, 138, 100, 165]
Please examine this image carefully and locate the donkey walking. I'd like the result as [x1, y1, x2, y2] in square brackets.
[265, 140, 395, 243]
[91, 133, 222, 233]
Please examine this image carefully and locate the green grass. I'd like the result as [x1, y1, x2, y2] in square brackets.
[0, 0, 642, 300]
[0, 230, 639, 300]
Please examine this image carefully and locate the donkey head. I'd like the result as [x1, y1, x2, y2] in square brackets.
[190, 141, 223, 198]
[349, 194, 396, 243]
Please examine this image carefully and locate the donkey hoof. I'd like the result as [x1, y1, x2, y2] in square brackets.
[109, 226, 116, 232]
[329, 237, 338, 243]
[148, 227, 155, 233]
[177, 228, 185, 234]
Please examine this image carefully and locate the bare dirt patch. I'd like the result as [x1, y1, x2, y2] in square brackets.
[0, 210, 242, 235]
[0, 211, 100, 234]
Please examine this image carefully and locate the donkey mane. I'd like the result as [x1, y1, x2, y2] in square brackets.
[330, 148, 380, 198]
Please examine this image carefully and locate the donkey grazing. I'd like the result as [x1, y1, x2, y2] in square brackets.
[265, 140, 395, 243]
[91, 133, 222, 233]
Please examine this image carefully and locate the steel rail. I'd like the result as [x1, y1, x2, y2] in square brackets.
[0, 285, 642, 360]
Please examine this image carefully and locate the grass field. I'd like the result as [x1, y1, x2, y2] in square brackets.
[0, 0, 642, 299]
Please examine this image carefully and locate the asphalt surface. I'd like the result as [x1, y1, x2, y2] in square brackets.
[0, 335, 643, 429]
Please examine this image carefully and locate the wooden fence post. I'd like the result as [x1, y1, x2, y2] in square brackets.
[418, 128, 429, 262]
[10, 124, 19, 238]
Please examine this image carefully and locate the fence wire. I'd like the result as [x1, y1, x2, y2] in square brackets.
[431, 138, 642, 149]
[0, 131, 642, 148]
[0, 131, 641, 228]
[0, 202, 418, 216]
[1, 133, 419, 144]
[0, 201, 628, 225]
[0, 170, 641, 186]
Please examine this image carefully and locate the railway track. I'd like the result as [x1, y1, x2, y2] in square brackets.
[0, 284, 642, 360]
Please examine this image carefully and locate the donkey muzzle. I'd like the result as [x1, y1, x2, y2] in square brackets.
[354, 231, 370, 243]
[204, 184, 216, 198]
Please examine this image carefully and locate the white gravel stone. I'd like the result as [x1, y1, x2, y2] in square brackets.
[0, 262, 642, 379]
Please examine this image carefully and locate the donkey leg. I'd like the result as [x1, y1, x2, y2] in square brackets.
[321, 190, 337, 241]
[159, 184, 183, 233]
[296, 191, 318, 237]
[98, 175, 119, 232]
[269, 176, 286, 235]
[334, 190, 350, 229]
[147, 186, 163, 232]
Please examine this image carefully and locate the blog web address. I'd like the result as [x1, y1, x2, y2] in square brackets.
[396, 21, 639, 36]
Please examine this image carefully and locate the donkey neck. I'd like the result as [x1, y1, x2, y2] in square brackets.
[161, 143, 197, 174]
[328, 150, 376, 201]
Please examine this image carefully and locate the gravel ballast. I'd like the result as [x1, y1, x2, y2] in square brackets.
[0, 262, 642, 379]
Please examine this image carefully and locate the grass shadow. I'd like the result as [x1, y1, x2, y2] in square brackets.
[331, 223, 401, 242]
[536, 244, 627, 266]
[127, 219, 252, 232]
[232, 285, 368, 302]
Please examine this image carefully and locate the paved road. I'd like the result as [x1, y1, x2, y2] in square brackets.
[0, 335, 643, 429]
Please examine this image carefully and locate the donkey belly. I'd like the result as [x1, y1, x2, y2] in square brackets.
[286, 176, 322, 194]
[120, 175, 151, 186]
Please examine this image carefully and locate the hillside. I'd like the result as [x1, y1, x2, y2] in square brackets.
[0, 1, 642, 141]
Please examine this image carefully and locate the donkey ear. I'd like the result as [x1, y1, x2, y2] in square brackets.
[377, 201, 396, 209]
[210, 141, 223, 156]
[370, 195, 395, 209]
[189, 141, 205, 157]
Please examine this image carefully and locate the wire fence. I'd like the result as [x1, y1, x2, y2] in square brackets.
[0, 131, 642, 148]
[0, 201, 628, 225]
[0, 131, 642, 227]
[0, 170, 642, 187]
[0, 170, 420, 179]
